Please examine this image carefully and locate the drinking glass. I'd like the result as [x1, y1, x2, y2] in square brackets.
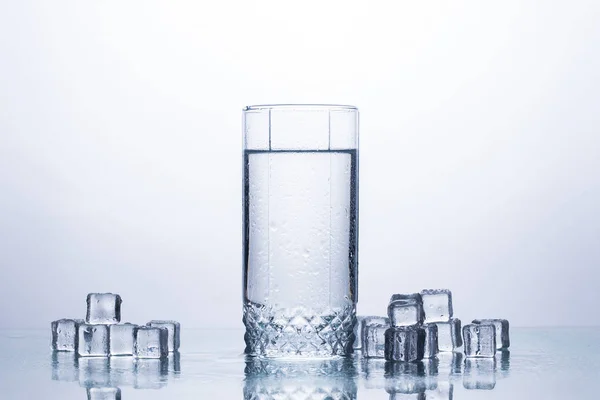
[243, 104, 359, 357]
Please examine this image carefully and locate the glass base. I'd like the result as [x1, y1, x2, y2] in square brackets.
[243, 302, 357, 358]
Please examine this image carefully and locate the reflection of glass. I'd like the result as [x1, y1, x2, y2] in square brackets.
[244, 356, 358, 400]
[243, 104, 359, 358]
[463, 358, 496, 390]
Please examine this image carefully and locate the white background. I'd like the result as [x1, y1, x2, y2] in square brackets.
[1, 0, 599, 329]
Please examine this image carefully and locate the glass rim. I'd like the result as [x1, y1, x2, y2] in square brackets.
[244, 104, 357, 112]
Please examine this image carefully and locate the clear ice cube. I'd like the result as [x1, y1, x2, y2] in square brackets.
[420, 289, 453, 323]
[87, 387, 121, 400]
[390, 293, 423, 304]
[463, 358, 496, 390]
[147, 320, 180, 352]
[463, 323, 496, 358]
[384, 326, 425, 362]
[388, 297, 424, 327]
[422, 324, 439, 359]
[86, 293, 122, 324]
[109, 323, 137, 356]
[473, 319, 509, 349]
[362, 323, 388, 358]
[435, 318, 462, 352]
[51, 319, 83, 351]
[78, 324, 110, 357]
[134, 326, 168, 359]
[355, 316, 389, 350]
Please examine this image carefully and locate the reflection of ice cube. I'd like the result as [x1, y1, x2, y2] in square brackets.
[361, 358, 387, 389]
[463, 324, 496, 358]
[384, 326, 425, 362]
[79, 357, 110, 388]
[169, 351, 182, 375]
[51, 351, 78, 382]
[427, 381, 453, 400]
[78, 324, 110, 357]
[420, 289, 453, 323]
[473, 319, 509, 349]
[437, 352, 463, 378]
[86, 293, 122, 324]
[363, 323, 388, 358]
[134, 358, 168, 389]
[108, 356, 136, 387]
[435, 319, 462, 352]
[463, 358, 496, 390]
[51, 319, 83, 351]
[134, 326, 168, 358]
[496, 349, 510, 378]
[87, 387, 121, 400]
[388, 296, 424, 327]
[109, 323, 136, 356]
[147, 320, 180, 352]
[422, 324, 438, 358]
[384, 361, 427, 396]
[389, 394, 425, 400]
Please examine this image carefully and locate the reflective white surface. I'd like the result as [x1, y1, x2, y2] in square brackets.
[0, 328, 598, 399]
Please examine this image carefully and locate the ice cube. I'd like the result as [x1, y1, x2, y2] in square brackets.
[384, 326, 425, 362]
[86, 293, 122, 324]
[134, 358, 168, 389]
[356, 316, 389, 350]
[51, 318, 83, 351]
[463, 323, 496, 358]
[109, 323, 136, 356]
[134, 326, 168, 358]
[390, 293, 423, 304]
[78, 357, 110, 388]
[422, 324, 439, 359]
[463, 358, 496, 390]
[362, 323, 388, 358]
[420, 289, 453, 323]
[388, 296, 424, 327]
[472, 319, 509, 349]
[78, 324, 110, 357]
[147, 320, 181, 352]
[434, 318, 462, 352]
[87, 387, 121, 400]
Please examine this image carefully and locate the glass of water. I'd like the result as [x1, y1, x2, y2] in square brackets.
[243, 104, 359, 357]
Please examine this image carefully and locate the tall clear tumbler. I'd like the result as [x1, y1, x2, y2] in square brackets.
[243, 104, 359, 357]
